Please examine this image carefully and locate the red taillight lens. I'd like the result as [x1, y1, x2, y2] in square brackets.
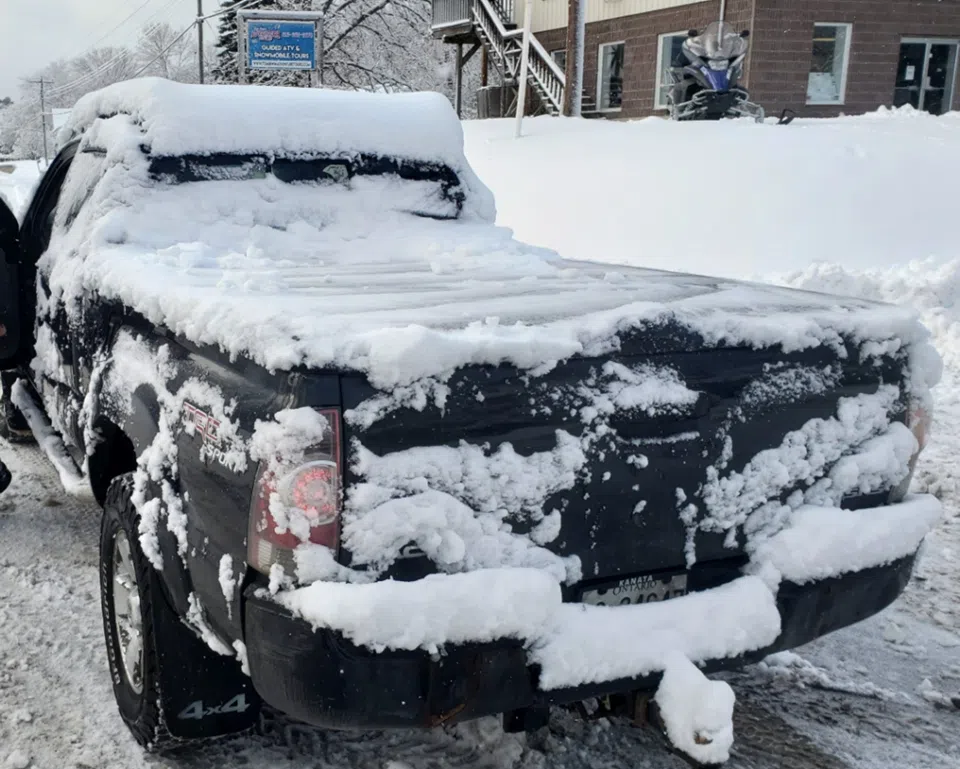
[248, 408, 342, 577]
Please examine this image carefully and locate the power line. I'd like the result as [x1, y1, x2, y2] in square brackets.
[43, 0, 263, 103]
[47, 0, 189, 98]
[84, 0, 160, 53]
[130, 23, 197, 79]
[62, 0, 185, 69]
[46, 49, 135, 98]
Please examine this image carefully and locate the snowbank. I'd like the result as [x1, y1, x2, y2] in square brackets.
[463, 111, 960, 280]
[0, 161, 41, 220]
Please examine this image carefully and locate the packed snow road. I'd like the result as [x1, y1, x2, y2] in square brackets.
[1, 110, 959, 768]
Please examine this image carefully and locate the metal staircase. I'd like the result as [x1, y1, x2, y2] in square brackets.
[431, 0, 601, 118]
[472, 0, 567, 115]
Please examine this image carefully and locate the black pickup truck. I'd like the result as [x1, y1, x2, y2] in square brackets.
[0, 79, 942, 755]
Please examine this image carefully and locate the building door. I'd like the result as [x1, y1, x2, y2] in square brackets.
[895, 39, 959, 114]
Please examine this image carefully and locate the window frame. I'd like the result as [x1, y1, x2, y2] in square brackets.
[551, 49, 567, 71]
[596, 40, 627, 113]
[806, 22, 853, 106]
[654, 30, 690, 110]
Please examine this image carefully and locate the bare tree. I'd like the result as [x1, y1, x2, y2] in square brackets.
[137, 23, 199, 82]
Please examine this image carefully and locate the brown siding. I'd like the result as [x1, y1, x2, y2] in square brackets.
[531, 0, 960, 119]
[537, 1, 753, 118]
[750, 0, 960, 117]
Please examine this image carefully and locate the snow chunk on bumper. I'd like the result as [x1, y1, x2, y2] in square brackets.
[269, 494, 940, 690]
[274, 567, 560, 654]
[531, 576, 781, 691]
[751, 494, 942, 585]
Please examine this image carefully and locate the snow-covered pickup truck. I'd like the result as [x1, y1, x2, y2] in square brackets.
[0, 79, 943, 759]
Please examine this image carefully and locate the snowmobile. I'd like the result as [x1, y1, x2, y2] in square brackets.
[666, 22, 793, 124]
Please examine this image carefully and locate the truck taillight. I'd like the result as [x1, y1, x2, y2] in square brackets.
[247, 408, 342, 577]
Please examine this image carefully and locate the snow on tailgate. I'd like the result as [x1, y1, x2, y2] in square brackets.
[43, 79, 939, 394]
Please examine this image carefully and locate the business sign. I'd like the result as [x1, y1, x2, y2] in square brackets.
[247, 20, 316, 71]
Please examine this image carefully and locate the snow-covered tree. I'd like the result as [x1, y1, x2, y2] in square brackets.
[211, 0, 457, 95]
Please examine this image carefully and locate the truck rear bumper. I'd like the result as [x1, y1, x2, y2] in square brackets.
[243, 553, 917, 729]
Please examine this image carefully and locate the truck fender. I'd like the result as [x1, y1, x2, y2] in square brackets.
[101, 379, 195, 620]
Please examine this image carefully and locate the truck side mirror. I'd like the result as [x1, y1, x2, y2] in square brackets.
[740, 29, 751, 38]
[688, 29, 699, 37]
[0, 199, 20, 364]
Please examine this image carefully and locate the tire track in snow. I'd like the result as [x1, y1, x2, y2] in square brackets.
[0, 441, 152, 769]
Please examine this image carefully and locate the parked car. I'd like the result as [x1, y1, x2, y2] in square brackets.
[0, 78, 941, 754]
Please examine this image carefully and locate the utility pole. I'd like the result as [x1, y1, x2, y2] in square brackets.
[27, 78, 49, 163]
[197, 0, 205, 84]
[562, 0, 584, 117]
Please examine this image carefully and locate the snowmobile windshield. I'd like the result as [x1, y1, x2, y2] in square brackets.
[685, 22, 747, 60]
[147, 153, 466, 219]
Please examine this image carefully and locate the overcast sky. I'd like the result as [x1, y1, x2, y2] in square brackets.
[1, 0, 196, 101]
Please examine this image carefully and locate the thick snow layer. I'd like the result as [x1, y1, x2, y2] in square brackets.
[463, 110, 960, 280]
[277, 569, 782, 685]
[275, 567, 561, 654]
[40, 87, 938, 394]
[654, 652, 736, 765]
[62, 79, 489, 202]
[751, 495, 942, 586]
[531, 576, 781, 690]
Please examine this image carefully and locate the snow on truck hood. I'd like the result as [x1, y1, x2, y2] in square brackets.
[47, 79, 939, 392]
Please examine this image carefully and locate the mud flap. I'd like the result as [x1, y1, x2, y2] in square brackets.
[147, 573, 262, 740]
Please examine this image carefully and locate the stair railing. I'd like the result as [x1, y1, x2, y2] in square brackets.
[473, 0, 566, 114]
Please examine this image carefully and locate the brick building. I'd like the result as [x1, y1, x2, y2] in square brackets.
[431, 0, 960, 119]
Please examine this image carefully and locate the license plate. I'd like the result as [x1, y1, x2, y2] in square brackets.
[580, 571, 689, 607]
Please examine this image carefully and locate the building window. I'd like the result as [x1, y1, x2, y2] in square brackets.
[598, 42, 625, 111]
[806, 23, 852, 104]
[655, 32, 689, 109]
[552, 49, 567, 71]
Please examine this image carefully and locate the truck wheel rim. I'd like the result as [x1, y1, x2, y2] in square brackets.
[112, 530, 144, 695]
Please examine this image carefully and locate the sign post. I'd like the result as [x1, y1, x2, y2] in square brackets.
[514, 0, 534, 139]
[237, 10, 325, 86]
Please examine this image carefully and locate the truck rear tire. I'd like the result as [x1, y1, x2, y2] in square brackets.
[99, 473, 260, 752]
[100, 473, 178, 751]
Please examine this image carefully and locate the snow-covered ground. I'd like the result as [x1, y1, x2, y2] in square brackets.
[1, 109, 959, 768]
[0, 160, 42, 219]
